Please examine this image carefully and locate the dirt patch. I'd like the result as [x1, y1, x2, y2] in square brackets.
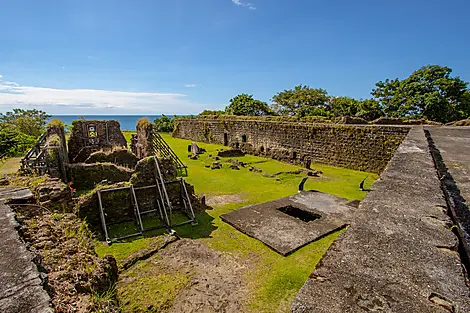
[205, 194, 245, 206]
[118, 239, 250, 313]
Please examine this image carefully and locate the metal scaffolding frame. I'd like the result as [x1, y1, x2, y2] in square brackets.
[96, 156, 197, 243]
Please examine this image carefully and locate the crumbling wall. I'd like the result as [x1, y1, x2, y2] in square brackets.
[173, 118, 410, 173]
[44, 124, 69, 182]
[85, 148, 139, 168]
[68, 120, 127, 163]
[76, 157, 206, 233]
[134, 119, 153, 159]
[69, 163, 133, 190]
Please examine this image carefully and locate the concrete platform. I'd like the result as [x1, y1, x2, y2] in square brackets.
[221, 191, 353, 256]
[291, 127, 470, 313]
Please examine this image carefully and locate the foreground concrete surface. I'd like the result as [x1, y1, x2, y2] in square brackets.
[221, 191, 351, 255]
[0, 193, 52, 312]
[291, 127, 470, 313]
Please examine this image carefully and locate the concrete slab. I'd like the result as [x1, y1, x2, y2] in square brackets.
[0, 190, 52, 313]
[291, 127, 470, 313]
[221, 191, 352, 256]
[0, 187, 34, 202]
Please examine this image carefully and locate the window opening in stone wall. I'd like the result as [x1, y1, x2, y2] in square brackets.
[278, 205, 321, 222]
[242, 135, 247, 143]
[224, 133, 228, 146]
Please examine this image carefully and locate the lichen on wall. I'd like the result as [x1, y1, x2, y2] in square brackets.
[173, 118, 411, 174]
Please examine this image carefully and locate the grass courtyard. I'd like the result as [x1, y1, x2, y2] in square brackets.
[96, 133, 377, 312]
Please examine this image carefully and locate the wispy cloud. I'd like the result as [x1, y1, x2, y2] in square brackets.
[231, 0, 256, 10]
[184, 84, 197, 88]
[0, 77, 205, 114]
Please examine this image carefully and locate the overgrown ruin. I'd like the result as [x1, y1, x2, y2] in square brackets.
[2, 116, 470, 312]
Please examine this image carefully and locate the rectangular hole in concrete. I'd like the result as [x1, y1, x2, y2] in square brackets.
[278, 205, 321, 222]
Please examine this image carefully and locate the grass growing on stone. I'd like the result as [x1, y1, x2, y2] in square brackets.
[96, 133, 377, 313]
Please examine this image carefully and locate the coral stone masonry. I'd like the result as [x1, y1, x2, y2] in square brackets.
[173, 117, 410, 173]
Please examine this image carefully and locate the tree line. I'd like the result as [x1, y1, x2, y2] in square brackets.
[201, 65, 470, 123]
[0, 109, 50, 156]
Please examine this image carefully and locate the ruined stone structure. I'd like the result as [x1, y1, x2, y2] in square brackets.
[68, 120, 127, 163]
[173, 118, 410, 173]
[44, 124, 69, 182]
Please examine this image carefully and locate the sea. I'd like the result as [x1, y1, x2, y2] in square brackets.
[49, 115, 166, 131]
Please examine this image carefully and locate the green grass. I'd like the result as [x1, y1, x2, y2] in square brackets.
[118, 258, 192, 312]
[0, 157, 22, 175]
[96, 133, 377, 312]
[122, 130, 135, 144]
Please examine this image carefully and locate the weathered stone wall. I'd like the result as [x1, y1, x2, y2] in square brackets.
[69, 163, 133, 190]
[44, 125, 69, 182]
[134, 119, 153, 159]
[173, 118, 410, 173]
[68, 120, 127, 163]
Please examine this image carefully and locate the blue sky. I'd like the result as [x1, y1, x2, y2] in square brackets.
[1, 0, 469, 115]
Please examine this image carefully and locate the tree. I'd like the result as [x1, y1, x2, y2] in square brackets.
[271, 85, 329, 117]
[225, 94, 274, 116]
[328, 96, 360, 117]
[0, 128, 36, 156]
[372, 65, 469, 123]
[153, 115, 174, 132]
[0, 109, 50, 137]
[356, 99, 384, 121]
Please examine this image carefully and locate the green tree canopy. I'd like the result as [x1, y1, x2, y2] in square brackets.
[225, 94, 274, 116]
[328, 96, 360, 117]
[356, 99, 384, 121]
[372, 65, 470, 123]
[153, 115, 174, 132]
[0, 109, 50, 137]
[271, 85, 329, 117]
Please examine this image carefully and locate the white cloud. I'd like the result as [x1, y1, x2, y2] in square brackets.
[0, 77, 206, 114]
[231, 0, 256, 10]
[0, 74, 2, 79]
[184, 84, 197, 88]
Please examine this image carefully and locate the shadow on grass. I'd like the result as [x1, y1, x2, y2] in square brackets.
[102, 209, 217, 244]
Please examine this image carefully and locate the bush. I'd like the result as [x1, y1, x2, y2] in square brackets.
[0, 128, 36, 156]
[153, 115, 174, 132]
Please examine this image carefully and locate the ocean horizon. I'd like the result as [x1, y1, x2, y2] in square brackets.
[49, 115, 184, 131]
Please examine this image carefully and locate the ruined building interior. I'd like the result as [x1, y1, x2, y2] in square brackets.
[1, 117, 470, 312]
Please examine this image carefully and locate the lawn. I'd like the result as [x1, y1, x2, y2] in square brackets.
[96, 133, 377, 312]
[0, 157, 22, 175]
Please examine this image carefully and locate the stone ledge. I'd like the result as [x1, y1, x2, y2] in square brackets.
[0, 196, 52, 313]
[291, 126, 470, 313]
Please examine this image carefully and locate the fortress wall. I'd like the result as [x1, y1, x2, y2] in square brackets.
[173, 118, 410, 173]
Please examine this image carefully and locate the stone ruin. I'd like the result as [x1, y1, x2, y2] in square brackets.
[20, 118, 204, 241]
[68, 120, 127, 163]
